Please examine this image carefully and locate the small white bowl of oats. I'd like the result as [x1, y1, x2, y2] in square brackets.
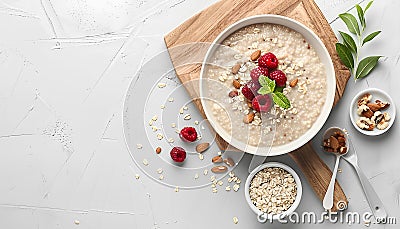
[245, 162, 302, 222]
[350, 88, 396, 136]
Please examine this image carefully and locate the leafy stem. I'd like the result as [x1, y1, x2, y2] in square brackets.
[336, 0, 382, 80]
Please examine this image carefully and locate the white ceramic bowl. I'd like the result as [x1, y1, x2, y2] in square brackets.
[350, 88, 396, 136]
[199, 15, 336, 156]
[244, 162, 302, 222]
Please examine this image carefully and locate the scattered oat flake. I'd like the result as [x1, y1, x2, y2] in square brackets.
[171, 123, 176, 128]
[217, 151, 222, 156]
[233, 217, 239, 224]
[157, 133, 164, 140]
[135, 174, 140, 179]
[203, 169, 208, 175]
[160, 104, 165, 109]
[143, 159, 149, 166]
[218, 180, 224, 186]
[149, 120, 153, 126]
[210, 175, 216, 181]
[225, 186, 231, 191]
[152, 115, 158, 121]
[157, 82, 166, 88]
[194, 173, 199, 179]
[212, 188, 218, 193]
[136, 144, 143, 149]
[338, 168, 343, 173]
[74, 220, 80, 225]
[152, 126, 158, 132]
[174, 186, 179, 192]
[183, 114, 191, 120]
[194, 120, 199, 125]
[168, 138, 174, 143]
[198, 153, 204, 160]
[157, 168, 163, 174]
[168, 97, 174, 102]
[233, 184, 240, 192]
[159, 175, 164, 180]
[179, 107, 184, 114]
[183, 106, 188, 110]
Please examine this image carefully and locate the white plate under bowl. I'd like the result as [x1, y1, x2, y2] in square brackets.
[199, 15, 336, 156]
[349, 88, 396, 136]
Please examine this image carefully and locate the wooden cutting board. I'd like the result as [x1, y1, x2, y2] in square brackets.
[164, 0, 350, 211]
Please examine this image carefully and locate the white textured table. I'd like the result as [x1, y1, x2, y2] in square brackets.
[0, 0, 399, 228]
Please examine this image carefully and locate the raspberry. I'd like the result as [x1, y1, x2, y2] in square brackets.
[252, 95, 273, 112]
[179, 127, 197, 142]
[268, 70, 287, 87]
[170, 147, 186, 163]
[258, 52, 278, 69]
[250, 67, 269, 83]
[241, 84, 255, 100]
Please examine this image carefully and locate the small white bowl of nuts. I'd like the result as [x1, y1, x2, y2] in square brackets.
[350, 88, 396, 136]
[245, 162, 302, 223]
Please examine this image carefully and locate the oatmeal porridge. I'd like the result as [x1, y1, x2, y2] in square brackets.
[203, 23, 327, 147]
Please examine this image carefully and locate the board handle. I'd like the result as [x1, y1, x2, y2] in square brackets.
[289, 142, 348, 212]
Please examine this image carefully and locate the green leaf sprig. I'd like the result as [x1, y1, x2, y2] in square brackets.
[336, 0, 382, 80]
[257, 76, 291, 109]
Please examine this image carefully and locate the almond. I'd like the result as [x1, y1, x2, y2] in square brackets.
[196, 142, 209, 153]
[337, 137, 346, 147]
[329, 136, 339, 150]
[247, 101, 253, 108]
[289, 78, 298, 87]
[212, 155, 223, 163]
[361, 109, 374, 119]
[211, 166, 228, 173]
[250, 50, 261, 61]
[232, 80, 241, 89]
[232, 64, 241, 74]
[367, 103, 381, 112]
[224, 157, 235, 167]
[229, 90, 238, 98]
[243, 112, 255, 124]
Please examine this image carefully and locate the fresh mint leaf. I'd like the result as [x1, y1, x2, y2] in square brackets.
[274, 86, 284, 93]
[362, 31, 381, 45]
[355, 56, 382, 79]
[258, 76, 275, 94]
[339, 31, 357, 53]
[272, 92, 291, 109]
[258, 86, 272, 95]
[336, 43, 354, 70]
[339, 13, 360, 35]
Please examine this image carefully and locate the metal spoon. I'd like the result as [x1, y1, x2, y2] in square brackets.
[322, 127, 349, 210]
[342, 129, 387, 220]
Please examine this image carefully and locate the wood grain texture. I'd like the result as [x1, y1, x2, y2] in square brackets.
[164, 0, 350, 211]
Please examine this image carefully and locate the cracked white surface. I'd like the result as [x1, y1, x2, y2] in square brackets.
[0, 0, 399, 228]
